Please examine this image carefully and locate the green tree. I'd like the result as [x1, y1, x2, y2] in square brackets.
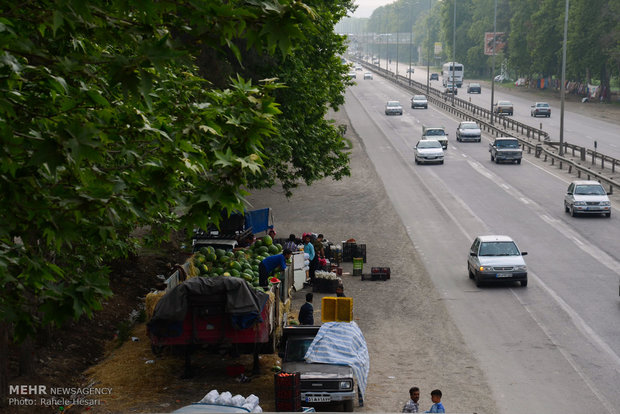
[0, 0, 353, 402]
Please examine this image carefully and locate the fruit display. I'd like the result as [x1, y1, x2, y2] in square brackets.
[190, 235, 284, 292]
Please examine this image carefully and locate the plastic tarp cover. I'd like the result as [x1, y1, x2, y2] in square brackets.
[244, 208, 272, 234]
[303, 321, 370, 398]
[147, 276, 268, 337]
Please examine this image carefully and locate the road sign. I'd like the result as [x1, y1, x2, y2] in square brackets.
[484, 32, 506, 55]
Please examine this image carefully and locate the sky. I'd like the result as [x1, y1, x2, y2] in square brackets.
[352, 0, 398, 18]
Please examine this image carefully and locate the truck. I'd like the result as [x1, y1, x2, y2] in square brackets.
[192, 208, 274, 252]
[489, 137, 522, 164]
[422, 126, 449, 150]
[279, 325, 364, 412]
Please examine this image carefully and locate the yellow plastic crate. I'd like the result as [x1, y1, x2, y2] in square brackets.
[321, 297, 353, 323]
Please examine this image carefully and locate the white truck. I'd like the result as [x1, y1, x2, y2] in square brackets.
[442, 61, 464, 88]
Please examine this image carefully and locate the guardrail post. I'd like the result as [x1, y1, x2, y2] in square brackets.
[601, 157, 605, 169]
[581, 148, 586, 161]
[613, 160, 616, 173]
[609, 185, 613, 195]
[535, 144, 542, 158]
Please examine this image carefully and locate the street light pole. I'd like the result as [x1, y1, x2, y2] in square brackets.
[427, 0, 431, 94]
[559, 0, 569, 156]
[451, 0, 456, 106]
[490, 0, 497, 125]
[409, 0, 414, 86]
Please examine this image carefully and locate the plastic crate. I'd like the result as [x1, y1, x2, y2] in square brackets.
[362, 267, 391, 281]
[321, 297, 353, 323]
[343, 243, 367, 263]
[274, 372, 302, 411]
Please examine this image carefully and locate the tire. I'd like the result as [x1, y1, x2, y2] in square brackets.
[415, 158, 419, 165]
[440, 160, 444, 165]
[517, 159, 521, 164]
[475, 273, 482, 288]
[521, 280, 528, 287]
[495, 157, 499, 164]
[605, 212, 611, 218]
[564, 202, 569, 213]
[343, 400, 354, 412]
[468, 266, 474, 279]
[570, 205, 577, 217]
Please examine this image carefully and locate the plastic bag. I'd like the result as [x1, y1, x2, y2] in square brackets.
[243, 394, 259, 411]
[200, 390, 219, 404]
[251, 405, 263, 413]
[231, 394, 246, 407]
[215, 391, 232, 405]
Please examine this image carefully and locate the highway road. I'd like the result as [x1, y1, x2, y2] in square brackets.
[363, 59, 620, 160]
[344, 71, 620, 414]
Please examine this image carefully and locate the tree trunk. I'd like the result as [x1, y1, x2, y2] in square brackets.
[600, 65, 610, 103]
[0, 323, 9, 408]
[19, 335, 35, 376]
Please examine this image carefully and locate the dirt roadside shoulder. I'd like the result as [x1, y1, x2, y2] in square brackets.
[246, 104, 498, 413]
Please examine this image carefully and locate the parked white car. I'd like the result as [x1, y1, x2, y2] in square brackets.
[363, 72, 373, 80]
[414, 139, 444, 165]
[564, 180, 611, 217]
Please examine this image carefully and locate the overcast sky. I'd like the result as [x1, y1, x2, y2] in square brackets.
[352, 0, 397, 18]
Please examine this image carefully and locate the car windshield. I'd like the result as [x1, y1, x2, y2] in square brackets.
[574, 185, 606, 195]
[418, 141, 442, 149]
[537, 103, 549, 107]
[498, 101, 512, 106]
[387, 101, 400, 107]
[426, 129, 445, 136]
[479, 241, 520, 256]
[496, 140, 519, 148]
[461, 123, 478, 129]
[470, 83, 480, 87]
[284, 337, 312, 362]
[414, 95, 426, 100]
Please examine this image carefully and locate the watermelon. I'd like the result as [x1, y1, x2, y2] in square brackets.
[258, 246, 269, 255]
[262, 235, 273, 246]
[268, 244, 279, 254]
[215, 248, 226, 258]
[253, 239, 263, 248]
[200, 264, 209, 275]
[275, 243, 283, 252]
[206, 252, 217, 262]
[230, 269, 240, 277]
[241, 273, 253, 282]
[223, 272, 231, 277]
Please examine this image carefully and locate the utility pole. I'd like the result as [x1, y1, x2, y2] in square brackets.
[559, 0, 569, 156]
[427, 0, 431, 95]
[490, 0, 497, 125]
[451, 0, 456, 106]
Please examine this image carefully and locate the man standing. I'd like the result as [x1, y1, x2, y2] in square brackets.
[258, 248, 292, 287]
[402, 386, 420, 413]
[298, 292, 314, 325]
[303, 233, 316, 285]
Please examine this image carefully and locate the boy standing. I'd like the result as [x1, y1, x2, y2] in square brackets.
[402, 386, 420, 412]
[425, 389, 445, 413]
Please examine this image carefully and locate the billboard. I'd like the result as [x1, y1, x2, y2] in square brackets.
[434, 42, 442, 56]
[484, 32, 506, 55]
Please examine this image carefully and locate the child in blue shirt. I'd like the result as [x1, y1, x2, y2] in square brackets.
[425, 389, 445, 413]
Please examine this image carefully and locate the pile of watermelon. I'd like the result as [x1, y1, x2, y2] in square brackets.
[191, 235, 283, 292]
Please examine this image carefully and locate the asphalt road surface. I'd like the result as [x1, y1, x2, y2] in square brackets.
[345, 71, 620, 414]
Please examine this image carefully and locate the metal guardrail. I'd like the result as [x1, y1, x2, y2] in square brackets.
[355, 59, 620, 193]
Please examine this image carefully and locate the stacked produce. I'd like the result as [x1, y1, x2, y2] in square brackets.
[190, 235, 283, 292]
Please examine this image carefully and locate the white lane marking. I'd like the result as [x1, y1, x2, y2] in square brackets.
[501, 183, 510, 190]
[520, 197, 530, 204]
[511, 280, 616, 414]
[572, 237, 584, 246]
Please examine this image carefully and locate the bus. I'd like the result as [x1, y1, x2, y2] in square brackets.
[442, 62, 464, 88]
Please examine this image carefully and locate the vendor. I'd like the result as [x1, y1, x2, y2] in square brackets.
[259, 248, 293, 287]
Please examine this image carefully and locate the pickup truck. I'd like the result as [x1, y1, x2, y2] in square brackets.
[280, 325, 360, 412]
[489, 137, 522, 164]
[422, 126, 449, 149]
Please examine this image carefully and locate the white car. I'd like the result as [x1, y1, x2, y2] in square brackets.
[411, 95, 428, 109]
[363, 72, 373, 80]
[564, 180, 611, 217]
[467, 235, 528, 287]
[456, 121, 481, 142]
[414, 139, 444, 165]
[385, 100, 403, 115]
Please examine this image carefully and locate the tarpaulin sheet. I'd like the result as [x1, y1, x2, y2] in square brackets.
[303, 321, 370, 398]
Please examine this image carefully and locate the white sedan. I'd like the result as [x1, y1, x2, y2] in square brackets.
[363, 72, 373, 80]
[414, 139, 444, 165]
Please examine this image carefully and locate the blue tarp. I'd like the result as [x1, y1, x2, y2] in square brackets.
[303, 321, 370, 398]
[244, 208, 272, 234]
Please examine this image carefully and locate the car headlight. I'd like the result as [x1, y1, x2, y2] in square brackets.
[515, 265, 527, 271]
[601, 201, 611, 206]
[479, 266, 489, 272]
[573, 201, 587, 206]
[339, 380, 352, 390]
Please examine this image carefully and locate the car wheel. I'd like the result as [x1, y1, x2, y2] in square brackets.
[564, 202, 569, 213]
[468, 266, 474, 279]
[490, 154, 494, 161]
[415, 158, 419, 165]
[440, 160, 444, 165]
[495, 157, 499, 164]
[477, 138, 481, 142]
[343, 400, 354, 412]
[570, 205, 577, 217]
[475, 273, 482, 288]
[521, 280, 528, 287]
[517, 159, 521, 164]
[547, 114, 550, 118]
[605, 212, 611, 218]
